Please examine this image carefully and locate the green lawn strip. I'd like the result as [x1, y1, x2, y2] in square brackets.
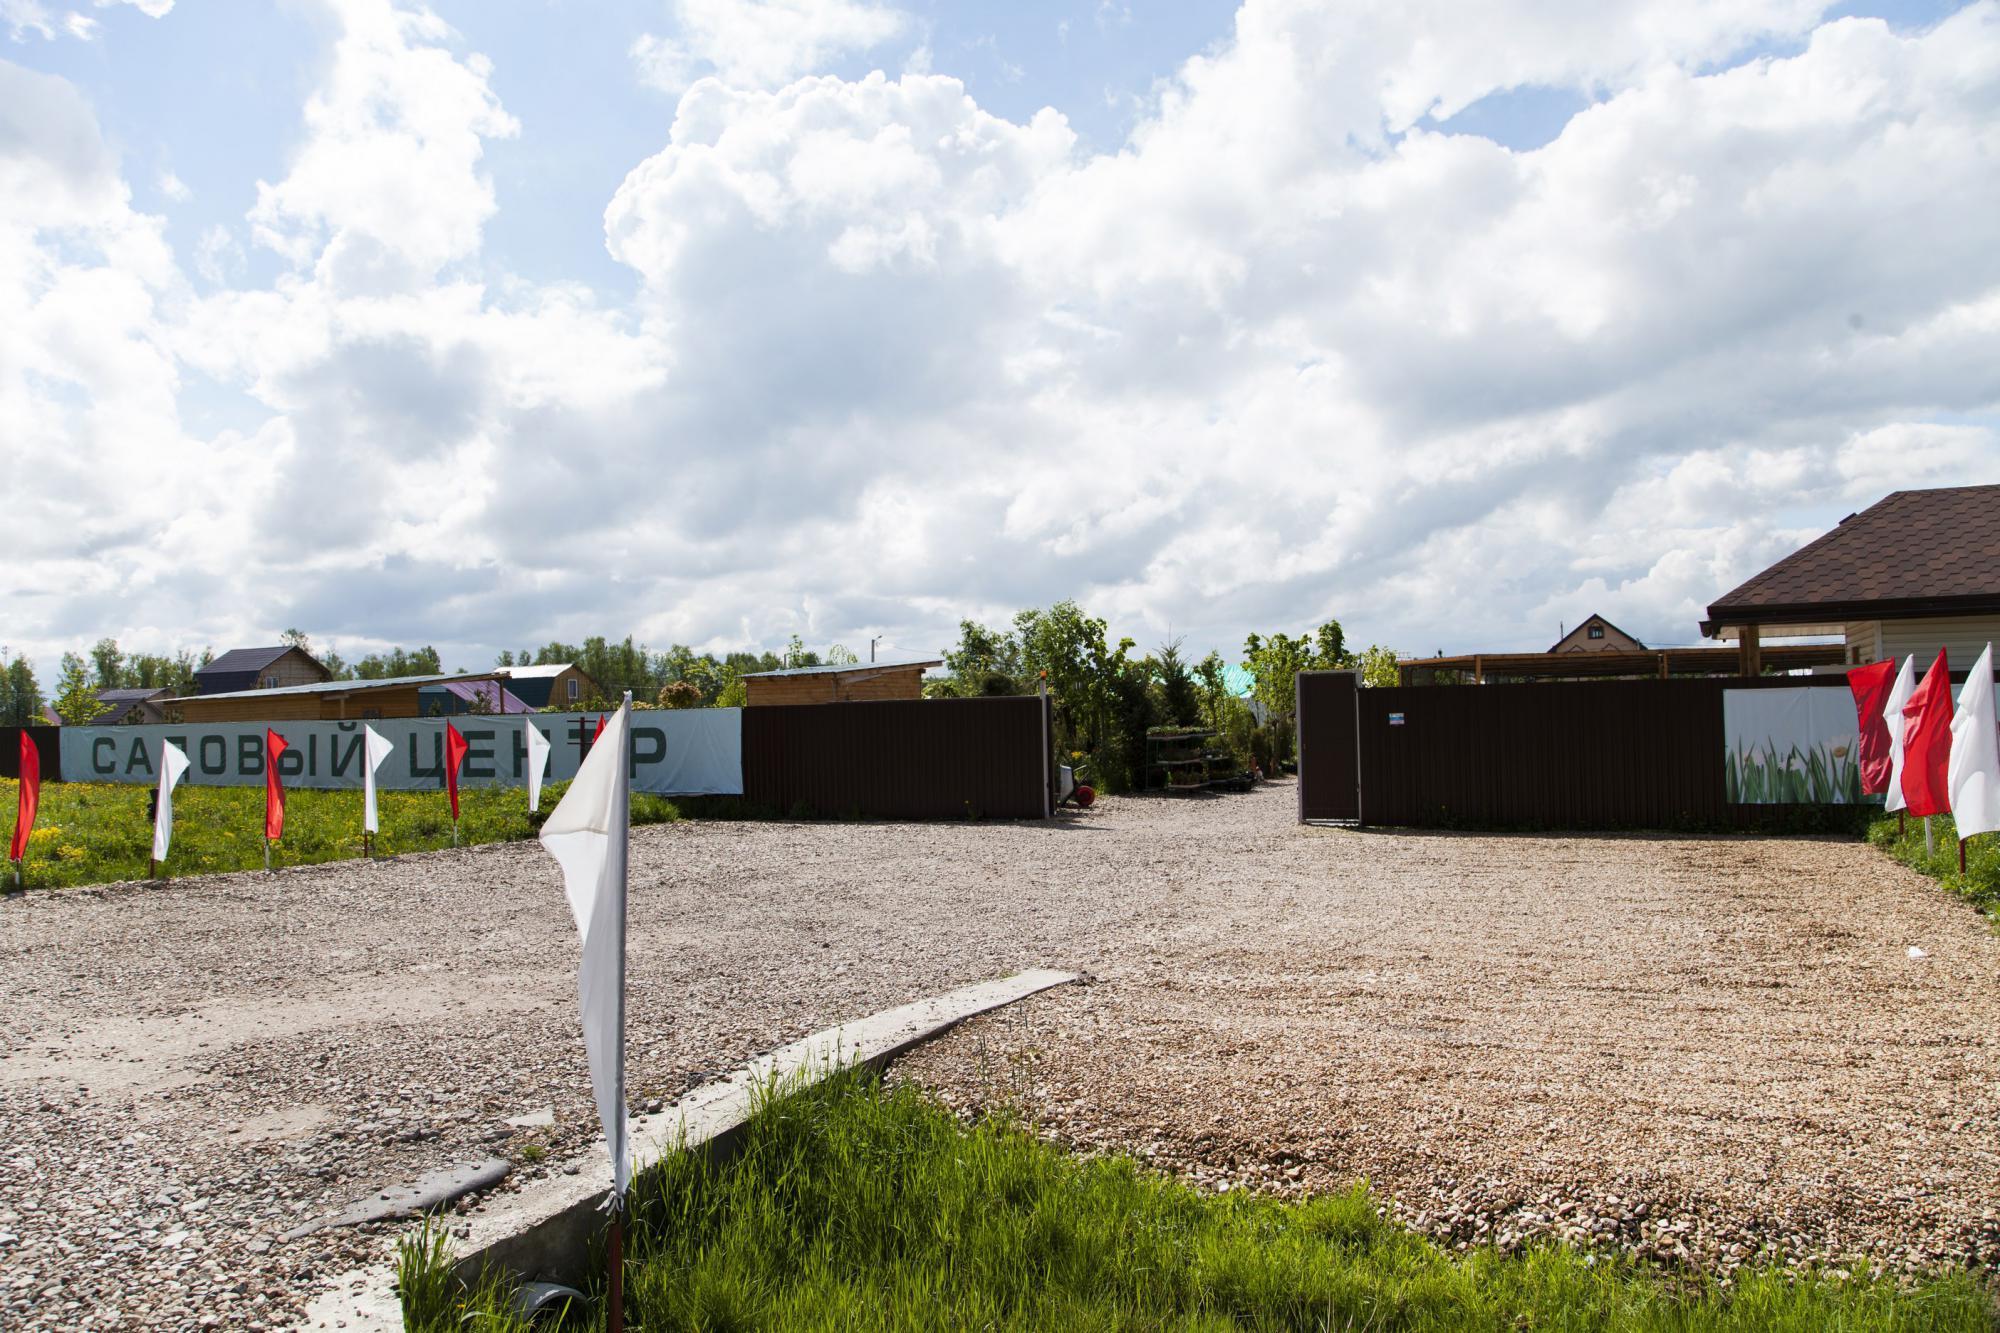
[1868, 812, 2000, 920]
[402, 1072, 1994, 1332]
[0, 778, 686, 890]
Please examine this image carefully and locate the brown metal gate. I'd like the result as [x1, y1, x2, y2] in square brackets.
[1295, 670, 1360, 822]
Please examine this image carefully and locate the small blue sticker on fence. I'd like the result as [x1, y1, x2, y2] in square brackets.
[1388, 712, 1405, 726]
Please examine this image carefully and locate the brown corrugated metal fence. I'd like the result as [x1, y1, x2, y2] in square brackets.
[742, 695, 1051, 820]
[1296, 671, 1360, 821]
[0, 727, 62, 781]
[1348, 677, 1859, 830]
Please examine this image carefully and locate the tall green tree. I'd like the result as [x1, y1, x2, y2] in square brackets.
[52, 652, 111, 725]
[1243, 620, 1354, 720]
[90, 637, 126, 688]
[352, 646, 443, 679]
[1155, 638, 1201, 727]
[5, 656, 42, 725]
[936, 620, 1023, 698]
[1356, 645, 1402, 688]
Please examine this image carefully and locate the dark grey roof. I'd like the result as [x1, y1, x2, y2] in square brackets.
[198, 646, 299, 676]
[741, 659, 943, 679]
[95, 687, 169, 702]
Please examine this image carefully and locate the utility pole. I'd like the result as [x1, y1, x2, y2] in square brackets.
[869, 636, 880, 663]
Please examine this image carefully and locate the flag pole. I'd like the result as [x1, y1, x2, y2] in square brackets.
[608, 689, 632, 1333]
[1924, 816, 1934, 859]
[1960, 839, 1968, 875]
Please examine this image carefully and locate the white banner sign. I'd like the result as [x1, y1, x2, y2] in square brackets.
[60, 711, 743, 796]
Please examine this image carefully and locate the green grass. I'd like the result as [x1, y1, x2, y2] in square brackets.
[401, 1072, 1996, 1332]
[0, 777, 687, 890]
[1868, 811, 2000, 920]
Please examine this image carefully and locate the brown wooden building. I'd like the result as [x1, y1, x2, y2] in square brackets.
[742, 660, 942, 706]
[171, 672, 509, 723]
[500, 662, 601, 710]
[194, 645, 332, 695]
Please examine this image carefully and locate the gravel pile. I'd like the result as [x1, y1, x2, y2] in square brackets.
[3, 783, 1997, 1328]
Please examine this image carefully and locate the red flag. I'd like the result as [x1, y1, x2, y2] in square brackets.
[1900, 649, 1954, 817]
[593, 714, 607, 743]
[1846, 659, 1898, 794]
[265, 729, 289, 840]
[9, 732, 38, 863]
[444, 723, 470, 821]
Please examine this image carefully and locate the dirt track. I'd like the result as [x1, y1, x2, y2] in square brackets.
[3, 782, 1998, 1329]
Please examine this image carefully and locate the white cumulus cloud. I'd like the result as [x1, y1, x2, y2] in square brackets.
[632, 0, 908, 94]
[2, 0, 1998, 677]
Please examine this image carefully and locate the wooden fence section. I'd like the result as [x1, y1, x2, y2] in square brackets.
[0, 727, 62, 781]
[742, 695, 1050, 821]
[1353, 676, 1856, 829]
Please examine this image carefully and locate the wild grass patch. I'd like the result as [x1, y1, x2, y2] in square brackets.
[0, 777, 683, 890]
[401, 1072, 1995, 1331]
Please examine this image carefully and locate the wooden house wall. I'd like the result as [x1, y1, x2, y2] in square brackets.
[745, 668, 926, 707]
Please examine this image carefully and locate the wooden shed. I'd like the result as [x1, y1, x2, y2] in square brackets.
[500, 662, 601, 710]
[170, 672, 512, 723]
[742, 660, 942, 707]
[194, 645, 332, 695]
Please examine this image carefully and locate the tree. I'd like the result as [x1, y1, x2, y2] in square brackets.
[1155, 638, 1201, 727]
[1357, 645, 1401, 688]
[781, 634, 820, 670]
[52, 652, 111, 725]
[937, 620, 1023, 698]
[1243, 620, 1355, 715]
[90, 637, 126, 689]
[125, 650, 202, 696]
[824, 643, 859, 666]
[658, 680, 702, 709]
[4, 656, 41, 726]
[353, 646, 443, 679]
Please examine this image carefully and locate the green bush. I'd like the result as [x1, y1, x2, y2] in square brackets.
[1868, 811, 2000, 918]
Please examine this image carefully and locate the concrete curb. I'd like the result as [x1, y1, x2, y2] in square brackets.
[294, 967, 1075, 1331]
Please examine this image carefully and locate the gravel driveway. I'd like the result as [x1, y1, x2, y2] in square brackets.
[3, 782, 1997, 1329]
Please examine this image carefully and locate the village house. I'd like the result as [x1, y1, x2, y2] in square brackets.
[1701, 484, 2000, 674]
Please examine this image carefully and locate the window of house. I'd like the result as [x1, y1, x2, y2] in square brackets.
[262, 674, 279, 688]
[1587, 625, 1604, 640]
[567, 677, 579, 700]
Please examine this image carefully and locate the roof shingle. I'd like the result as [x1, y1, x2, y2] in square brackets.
[1703, 484, 2000, 633]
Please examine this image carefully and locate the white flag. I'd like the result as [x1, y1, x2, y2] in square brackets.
[538, 697, 630, 1198]
[525, 718, 551, 812]
[152, 741, 190, 862]
[1949, 644, 2000, 839]
[363, 725, 395, 834]
[1883, 655, 1916, 815]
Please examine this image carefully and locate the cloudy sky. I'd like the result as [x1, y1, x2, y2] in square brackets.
[3, 0, 1996, 680]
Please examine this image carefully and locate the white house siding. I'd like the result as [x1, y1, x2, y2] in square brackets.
[1845, 616, 2000, 670]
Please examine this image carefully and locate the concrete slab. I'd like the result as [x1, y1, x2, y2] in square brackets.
[292, 966, 1075, 1332]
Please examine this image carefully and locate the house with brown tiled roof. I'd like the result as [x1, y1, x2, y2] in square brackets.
[1701, 484, 2000, 674]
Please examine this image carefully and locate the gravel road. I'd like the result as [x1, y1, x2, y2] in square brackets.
[2, 782, 1996, 1329]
